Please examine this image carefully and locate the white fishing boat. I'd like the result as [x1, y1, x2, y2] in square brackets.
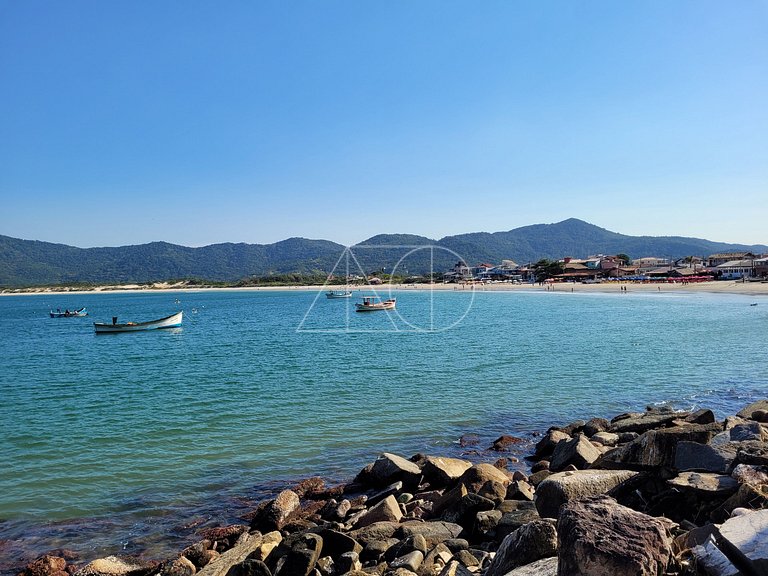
[50, 307, 88, 318]
[94, 311, 183, 333]
[326, 290, 353, 299]
[355, 296, 396, 312]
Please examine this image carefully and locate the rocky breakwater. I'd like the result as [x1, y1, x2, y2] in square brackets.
[17, 399, 768, 576]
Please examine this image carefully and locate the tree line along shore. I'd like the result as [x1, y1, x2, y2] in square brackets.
[14, 399, 768, 576]
[3, 277, 768, 297]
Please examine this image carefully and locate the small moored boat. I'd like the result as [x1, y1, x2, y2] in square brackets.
[326, 290, 353, 299]
[94, 311, 183, 333]
[355, 296, 396, 312]
[50, 307, 88, 318]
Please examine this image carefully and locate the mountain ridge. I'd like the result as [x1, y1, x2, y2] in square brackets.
[1, 219, 766, 286]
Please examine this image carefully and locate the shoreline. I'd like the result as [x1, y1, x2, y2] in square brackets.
[8, 398, 768, 576]
[3, 279, 768, 297]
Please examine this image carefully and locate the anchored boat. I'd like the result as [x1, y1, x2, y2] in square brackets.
[326, 290, 353, 299]
[355, 296, 396, 312]
[50, 307, 88, 318]
[94, 311, 183, 333]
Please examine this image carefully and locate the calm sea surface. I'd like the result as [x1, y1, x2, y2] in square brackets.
[1, 288, 767, 570]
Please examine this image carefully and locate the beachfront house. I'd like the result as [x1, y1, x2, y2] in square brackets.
[714, 259, 756, 279]
[754, 257, 768, 279]
[471, 263, 495, 279]
[634, 257, 672, 274]
[556, 259, 601, 282]
[443, 261, 472, 282]
[479, 259, 522, 282]
[705, 252, 755, 267]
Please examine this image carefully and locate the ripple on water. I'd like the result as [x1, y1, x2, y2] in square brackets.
[0, 289, 767, 573]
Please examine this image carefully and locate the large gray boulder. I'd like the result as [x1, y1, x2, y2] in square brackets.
[368, 453, 422, 487]
[716, 509, 768, 574]
[483, 521, 558, 576]
[353, 494, 402, 528]
[533, 430, 570, 458]
[590, 431, 619, 447]
[456, 463, 510, 494]
[431, 483, 467, 518]
[729, 422, 768, 442]
[598, 422, 722, 469]
[348, 521, 401, 547]
[249, 490, 300, 532]
[549, 435, 601, 471]
[422, 456, 472, 487]
[500, 557, 558, 575]
[667, 472, 739, 497]
[73, 557, 154, 576]
[690, 538, 741, 576]
[439, 492, 495, 526]
[196, 533, 266, 576]
[736, 441, 768, 466]
[534, 469, 638, 519]
[674, 440, 738, 473]
[737, 399, 768, 420]
[389, 550, 424, 572]
[583, 418, 610, 437]
[610, 409, 689, 434]
[314, 528, 362, 559]
[494, 506, 541, 542]
[272, 533, 323, 576]
[557, 495, 673, 576]
[437, 561, 474, 576]
[420, 543, 453, 575]
[396, 520, 463, 547]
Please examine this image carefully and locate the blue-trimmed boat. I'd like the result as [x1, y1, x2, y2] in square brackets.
[50, 307, 87, 318]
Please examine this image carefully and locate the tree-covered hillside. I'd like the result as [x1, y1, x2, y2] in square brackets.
[1, 219, 765, 286]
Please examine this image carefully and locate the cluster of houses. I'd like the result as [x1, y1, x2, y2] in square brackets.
[443, 252, 768, 283]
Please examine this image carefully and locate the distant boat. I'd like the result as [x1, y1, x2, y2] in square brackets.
[355, 296, 396, 312]
[326, 290, 353, 299]
[94, 311, 183, 333]
[50, 307, 87, 318]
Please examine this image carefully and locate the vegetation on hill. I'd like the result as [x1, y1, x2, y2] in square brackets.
[1, 219, 765, 287]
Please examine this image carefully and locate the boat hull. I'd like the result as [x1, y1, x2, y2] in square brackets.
[326, 291, 353, 299]
[50, 307, 87, 318]
[355, 301, 396, 312]
[94, 311, 183, 333]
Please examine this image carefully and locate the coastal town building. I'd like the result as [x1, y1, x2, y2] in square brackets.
[634, 257, 671, 272]
[714, 260, 756, 280]
[755, 257, 768, 278]
[705, 252, 756, 267]
[443, 261, 472, 282]
[439, 251, 767, 283]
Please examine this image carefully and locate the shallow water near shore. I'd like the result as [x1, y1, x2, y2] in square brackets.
[1, 288, 767, 571]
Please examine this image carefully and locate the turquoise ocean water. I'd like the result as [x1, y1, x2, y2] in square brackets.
[1, 288, 767, 570]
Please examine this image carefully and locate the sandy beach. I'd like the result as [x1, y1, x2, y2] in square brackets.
[3, 279, 768, 297]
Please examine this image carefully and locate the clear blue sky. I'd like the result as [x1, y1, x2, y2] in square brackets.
[1, 1, 766, 248]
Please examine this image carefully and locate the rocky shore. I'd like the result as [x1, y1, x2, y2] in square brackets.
[18, 400, 768, 576]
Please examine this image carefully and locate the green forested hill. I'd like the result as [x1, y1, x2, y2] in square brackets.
[1, 219, 765, 286]
[439, 218, 768, 264]
[0, 236, 345, 286]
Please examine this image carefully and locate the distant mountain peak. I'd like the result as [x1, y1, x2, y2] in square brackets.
[356, 233, 436, 246]
[1, 220, 765, 286]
